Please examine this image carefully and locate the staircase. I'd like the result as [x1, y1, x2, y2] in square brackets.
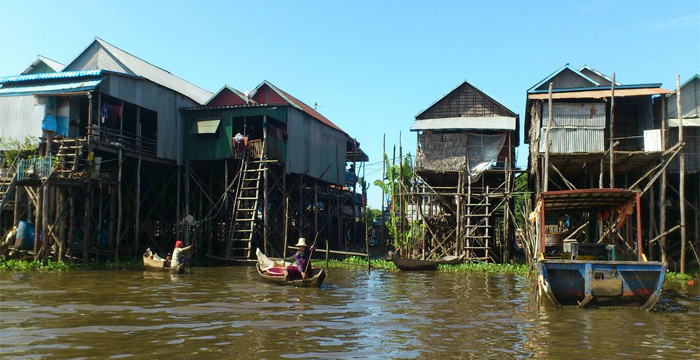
[54, 138, 86, 178]
[225, 139, 266, 259]
[0, 159, 18, 211]
[463, 185, 499, 263]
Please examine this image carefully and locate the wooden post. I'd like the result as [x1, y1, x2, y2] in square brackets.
[109, 183, 117, 255]
[263, 116, 269, 254]
[648, 184, 655, 260]
[352, 138, 358, 249]
[283, 194, 289, 258]
[83, 183, 91, 262]
[34, 182, 42, 260]
[543, 83, 553, 192]
[636, 193, 642, 261]
[58, 188, 66, 262]
[456, 172, 462, 257]
[610, 72, 616, 188]
[298, 174, 304, 239]
[13, 188, 22, 227]
[176, 166, 181, 241]
[134, 108, 142, 258]
[134, 154, 141, 258]
[382, 133, 386, 248]
[660, 96, 668, 263]
[42, 181, 50, 265]
[115, 149, 123, 262]
[207, 171, 213, 256]
[677, 75, 687, 273]
[224, 159, 229, 246]
[314, 186, 318, 235]
[398, 133, 403, 255]
[185, 160, 190, 247]
[363, 161, 369, 269]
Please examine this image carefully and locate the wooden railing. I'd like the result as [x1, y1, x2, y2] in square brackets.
[88, 125, 157, 157]
[248, 139, 263, 159]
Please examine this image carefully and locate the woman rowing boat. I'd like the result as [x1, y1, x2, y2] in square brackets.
[286, 238, 315, 280]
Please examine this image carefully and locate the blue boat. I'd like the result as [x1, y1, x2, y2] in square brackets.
[534, 189, 666, 310]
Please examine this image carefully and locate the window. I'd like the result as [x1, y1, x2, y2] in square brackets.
[193, 118, 221, 135]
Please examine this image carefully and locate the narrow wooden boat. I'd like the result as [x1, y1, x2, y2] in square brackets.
[390, 251, 464, 271]
[534, 189, 666, 310]
[143, 248, 185, 274]
[255, 249, 326, 288]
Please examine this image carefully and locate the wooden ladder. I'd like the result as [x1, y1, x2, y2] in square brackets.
[464, 185, 497, 262]
[225, 139, 266, 259]
[55, 138, 84, 178]
[0, 159, 18, 211]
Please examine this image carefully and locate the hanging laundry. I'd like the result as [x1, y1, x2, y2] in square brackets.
[101, 104, 108, 124]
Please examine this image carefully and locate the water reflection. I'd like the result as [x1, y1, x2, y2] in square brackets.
[1, 267, 698, 359]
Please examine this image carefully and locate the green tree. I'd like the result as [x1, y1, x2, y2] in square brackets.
[373, 153, 413, 252]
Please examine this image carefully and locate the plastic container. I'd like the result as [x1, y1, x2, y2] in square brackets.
[15, 221, 34, 250]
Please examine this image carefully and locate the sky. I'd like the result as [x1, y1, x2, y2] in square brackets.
[1, 0, 698, 208]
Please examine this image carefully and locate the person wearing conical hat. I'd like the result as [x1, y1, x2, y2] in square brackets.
[286, 237, 315, 280]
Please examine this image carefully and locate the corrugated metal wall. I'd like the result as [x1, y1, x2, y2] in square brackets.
[100, 74, 198, 165]
[539, 103, 605, 153]
[185, 110, 231, 161]
[0, 95, 46, 143]
[668, 77, 700, 119]
[286, 107, 346, 185]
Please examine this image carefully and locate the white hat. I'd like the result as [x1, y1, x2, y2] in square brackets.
[295, 238, 308, 247]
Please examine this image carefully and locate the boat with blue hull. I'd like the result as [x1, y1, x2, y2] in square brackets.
[533, 189, 666, 310]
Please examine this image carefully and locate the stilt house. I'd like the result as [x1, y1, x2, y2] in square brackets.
[410, 80, 518, 263]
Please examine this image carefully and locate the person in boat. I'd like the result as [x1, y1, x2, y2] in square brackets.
[287, 238, 314, 280]
[166, 240, 192, 267]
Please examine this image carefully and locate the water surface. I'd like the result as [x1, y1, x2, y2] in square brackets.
[1, 266, 698, 359]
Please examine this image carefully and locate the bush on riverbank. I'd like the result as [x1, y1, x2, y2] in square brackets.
[0, 258, 144, 271]
[312, 256, 397, 270]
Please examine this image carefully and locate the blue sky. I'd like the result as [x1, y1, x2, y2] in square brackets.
[1, 0, 698, 208]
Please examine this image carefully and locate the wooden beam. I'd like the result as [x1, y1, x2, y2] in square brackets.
[677, 75, 687, 273]
[543, 83, 554, 192]
[610, 72, 616, 188]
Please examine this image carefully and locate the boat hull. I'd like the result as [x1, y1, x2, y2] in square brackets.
[391, 252, 464, 271]
[143, 253, 185, 274]
[538, 259, 666, 310]
[255, 263, 326, 288]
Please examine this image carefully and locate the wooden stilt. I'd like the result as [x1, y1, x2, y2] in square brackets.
[677, 75, 687, 273]
[176, 166, 181, 241]
[648, 183, 655, 261]
[397, 134, 403, 256]
[34, 182, 42, 260]
[660, 96, 668, 263]
[134, 154, 141, 258]
[263, 117, 269, 254]
[610, 72, 616, 188]
[42, 180, 50, 266]
[58, 188, 66, 262]
[115, 149, 123, 262]
[543, 83, 553, 192]
[83, 183, 91, 262]
[185, 160, 190, 247]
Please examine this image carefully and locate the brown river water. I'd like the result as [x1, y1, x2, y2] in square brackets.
[1, 266, 698, 359]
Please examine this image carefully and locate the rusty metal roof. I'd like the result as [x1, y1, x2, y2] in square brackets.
[540, 189, 638, 212]
[528, 87, 673, 100]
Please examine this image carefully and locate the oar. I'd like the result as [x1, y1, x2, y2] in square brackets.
[302, 233, 320, 285]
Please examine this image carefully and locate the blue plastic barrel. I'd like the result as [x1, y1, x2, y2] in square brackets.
[16, 221, 34, 250]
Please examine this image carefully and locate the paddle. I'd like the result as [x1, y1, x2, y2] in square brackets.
[302, 232, 319, 284]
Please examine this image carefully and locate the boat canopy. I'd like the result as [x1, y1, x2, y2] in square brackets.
[538, 189, 638, 212]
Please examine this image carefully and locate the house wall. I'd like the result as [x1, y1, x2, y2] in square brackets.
[668, 77, 700, 119]
[539, 103, 606, 153]
[286, 106, 346, 185]
[534, 68, 596, 91]
[98, 74, 198, 165]
[0, 95, 46, 143]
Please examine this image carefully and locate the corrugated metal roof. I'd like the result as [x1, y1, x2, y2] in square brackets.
[204, 85, 249, 106]
[528, 87, 673, 100]
[410, 116, 516, 131]
[249, 80, 348, 136]
[0, 79, 102, 96]
[578, 65, 622, 86]
[668, 75, 699, 121]
[0, 70, 102, 84]
[527, 64, 600, 93]
[93, 38, 212, 104]
[528, 83, 663, 94]
[21, 55, 65, 74]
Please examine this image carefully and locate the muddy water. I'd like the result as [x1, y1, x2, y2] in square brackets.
[1, 267, 698, 359]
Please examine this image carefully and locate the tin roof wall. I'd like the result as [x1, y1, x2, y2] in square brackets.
[668, 74, 700, 121]
[62, 38, 212, 104]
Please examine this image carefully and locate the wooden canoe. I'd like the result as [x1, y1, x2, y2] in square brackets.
[255, 248, 326, 288]
[143, 249, 185, 274]
[390, 251, 464, 271]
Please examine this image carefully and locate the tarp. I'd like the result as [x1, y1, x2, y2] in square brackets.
[465, 133, 506, 183]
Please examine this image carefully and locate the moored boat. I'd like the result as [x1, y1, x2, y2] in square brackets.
[390, 251, 464, 271]
[255, 249, 326, 288]
[533, 189, 665, 310]
[143, 248, 185, 274]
